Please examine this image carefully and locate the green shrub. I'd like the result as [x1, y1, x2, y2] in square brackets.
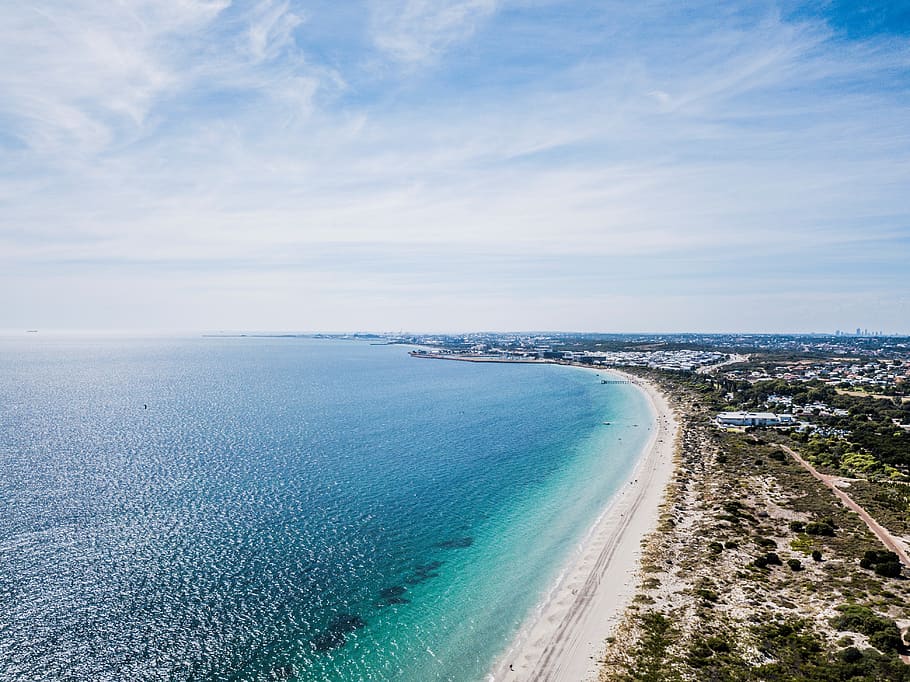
[811, 549, 822, 562]
[686, 642, 714, 667]
[839, 646, 863, 663]
[752, 617, 824, 661]
[723, 500, 743, 514]
[864, 550, 899, 564]
[789, 520, 805, 533]
[869, 628, 903, 652]
[696, 588, 719, 602]
[621, 611, 679, 682]
[860, 550, 903, 578]
[787, 558, 803, 571]
[705, 636, 730, 653]
[805, 521, 835, 536]
[873, 561, 902, 578]
[831, 604, 903, 653]
[790, 535, 814, 552]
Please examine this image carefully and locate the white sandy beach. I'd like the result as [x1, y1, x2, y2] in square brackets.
[488, 369, 678, 682]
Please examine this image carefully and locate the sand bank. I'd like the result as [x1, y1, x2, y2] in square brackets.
[489, 369, 678, 682]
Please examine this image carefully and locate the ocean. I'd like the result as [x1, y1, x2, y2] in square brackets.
[0, 337, 653, 681]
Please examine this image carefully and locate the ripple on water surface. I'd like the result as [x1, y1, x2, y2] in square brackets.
[0, 338, 652, 681]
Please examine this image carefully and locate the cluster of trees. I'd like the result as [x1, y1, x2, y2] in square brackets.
[791, 420, 909, 477]
[750, 616, 910, 681]
[830, 604, 905, 653]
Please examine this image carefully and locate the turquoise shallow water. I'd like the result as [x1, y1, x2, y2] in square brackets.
[0, 337, 653, 681]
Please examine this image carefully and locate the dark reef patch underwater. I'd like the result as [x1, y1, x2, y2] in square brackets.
[310, 614, 368, 652]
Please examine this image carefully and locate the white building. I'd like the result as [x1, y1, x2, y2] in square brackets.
[716, 412, 795, 427]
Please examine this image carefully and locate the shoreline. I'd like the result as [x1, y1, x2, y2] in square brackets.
[487, 367, 678, 682]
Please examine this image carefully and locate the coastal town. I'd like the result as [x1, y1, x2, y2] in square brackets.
[392, 332, 910, 394]
[397, 330, 910, 464]
[722, 358, 909, 393]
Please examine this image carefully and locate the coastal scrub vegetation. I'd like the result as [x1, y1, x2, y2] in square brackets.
[846, 480, 910, 538]
[615, 611, 682, 682]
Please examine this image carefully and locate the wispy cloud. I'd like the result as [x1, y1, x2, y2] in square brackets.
[369, 0, 497, 64]
[0, 1, 337, 158]
[246, 1, 304, 63]
[0, 1, 226, 154]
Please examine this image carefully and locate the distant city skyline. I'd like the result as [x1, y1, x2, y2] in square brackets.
[2, 1, 909, 334]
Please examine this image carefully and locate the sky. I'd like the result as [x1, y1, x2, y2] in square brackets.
[1, 1, 909, 334]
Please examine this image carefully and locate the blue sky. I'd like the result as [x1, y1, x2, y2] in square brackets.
[1, 0, 908, 333]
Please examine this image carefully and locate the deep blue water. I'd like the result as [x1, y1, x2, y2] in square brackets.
[0, 337, 652, 681]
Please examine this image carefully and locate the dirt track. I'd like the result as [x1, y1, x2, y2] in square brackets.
[779, 444, 910, 569]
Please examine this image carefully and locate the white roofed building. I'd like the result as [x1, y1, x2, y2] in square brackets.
[716, 412, 795, 427]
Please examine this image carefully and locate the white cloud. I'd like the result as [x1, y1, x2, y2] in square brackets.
[0, 1, 331, 157]
[0, 1, 229, 154]
[370, 0, 497, 64]
[247, 1, 304, 62]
